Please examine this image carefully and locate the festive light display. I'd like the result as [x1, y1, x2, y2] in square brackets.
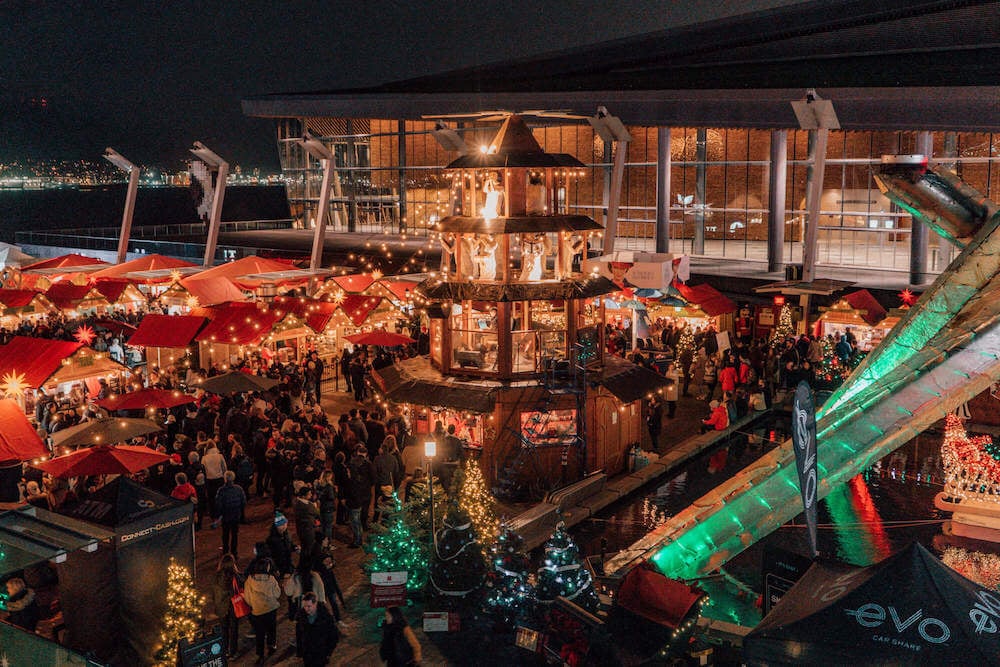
[941, 546, 1000, 590]
[941, 413, 1000, 501]
[430, 506, 486, 598]
[364, 492, 429, 592]
[453, 457, 500, 547]
[482, 525, 534, 624]
[673, 325, 694, 370]
[73, 324, 96, 345]
[771, 304, 794, 343]
[0, 372, 27, 399]
[155, 559, 205, 666]
[536, 521, 599, 611]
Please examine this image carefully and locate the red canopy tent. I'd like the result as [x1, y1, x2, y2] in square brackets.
[89, 254, 196, 281]
[97, 388, 196, 412]
[675, 282, 737, 317]
[128, 314, 206, 348]
[0, 399, 47, 462]
[192, 255, 300, 290]
[842, 289, 888, 325]
[337, 294, 384, 327]
[33, 445, 168, 478]
[331, 273, 375, 293]
[21, 254, 108, 271]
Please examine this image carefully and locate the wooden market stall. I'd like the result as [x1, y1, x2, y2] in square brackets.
[92, 278, 147, 313]
[0, 288, 56, 328]
[44, 282, 112, 316]
[128, 313, 208, 374]
[815, 289, 887, 351]
[0, 336, 130, 417]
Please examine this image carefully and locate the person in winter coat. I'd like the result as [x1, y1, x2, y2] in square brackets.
[316, 552, 346, 622]
[243, 558, 282, 662]
[374, 436, 403, 490]
[266, 513, 297, 576]
[215, 471, 247, 556]
[211, 553, 245, 658]
[4, 577, 39, 632]
[701, 400, 730, 433]
[293, 486, 321, 558]
[380, 606, 422, 666]
[314, 470, 338, 544]
[345, 445, 375, 546]
[295, 592, 339, 666]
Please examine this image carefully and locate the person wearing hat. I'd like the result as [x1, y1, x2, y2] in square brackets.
[701, 399, 730, 433]
[267, 512, 297, 577]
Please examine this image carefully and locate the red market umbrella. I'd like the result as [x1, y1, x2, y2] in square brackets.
[33, 445, 168, 478]
[50, 417, 163, 448]
[345, 331, 415, 347]
[97, 387, 196, 412]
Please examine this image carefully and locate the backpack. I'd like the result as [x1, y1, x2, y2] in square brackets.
[236, 456, 254, 483]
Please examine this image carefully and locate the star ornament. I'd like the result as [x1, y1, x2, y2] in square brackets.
[74, 324, 96, 345]
[1, 371, 28, 399]
[899, 288, 918, 306]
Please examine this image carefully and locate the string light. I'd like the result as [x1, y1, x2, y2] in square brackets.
[154, 558, 205, 666]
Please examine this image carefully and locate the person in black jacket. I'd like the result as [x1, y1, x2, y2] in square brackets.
[345, 445, 375, 546]
[215, 471, 247, 556]
[295, 592, 339, 666]
[315, 552, 346, 622]
[266, 513, 297, 576]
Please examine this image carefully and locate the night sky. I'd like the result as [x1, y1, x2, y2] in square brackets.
[2, 1, 800, 171]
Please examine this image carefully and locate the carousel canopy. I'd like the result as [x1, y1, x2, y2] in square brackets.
[417, 275, 618, 302]
[0, 399, 47, 462]
[128, 314, 207, 348]
[373, 357, 499, 413]
[444, 115, 586, 169]
[89, 254, 196, 280]
[436, 214, 602, 235]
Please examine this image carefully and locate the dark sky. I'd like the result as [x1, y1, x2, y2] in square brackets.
[1, 0, 801, 171]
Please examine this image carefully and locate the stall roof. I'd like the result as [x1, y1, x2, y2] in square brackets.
[590, 356, 673, 403]
[270, 296, 337, 332]
[0, 336, 83, 387]
[0, 288, 50, 310]
[0, 506, 113, 579]
[335, 294, 384, 327]
[196, 304, 279, 345]
[331, 273, 375, 293]
[842, 289, 888, 325]
[44, 282, 109, 310]
[178, 276, 247, 306]
[21, 253, 108, 272]
[92, 278, 145, 303]
[0, 398, 47, 462]
[373, 357, 500, 414]
[129, 314, 207, 348]
[417, 276, 619, 302]
[123, 266, 203, 283]
[239, 268, 333, 283]
[90, 253, 196, 280]
[675, 282, 737, 317]
[754, 278, 855, 295]
[193, 255, 300, 290]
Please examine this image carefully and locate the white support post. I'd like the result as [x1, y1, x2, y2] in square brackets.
[190, 142, 229, 269]
[311, 158, 334, 272]
[103, 148, 140, 265]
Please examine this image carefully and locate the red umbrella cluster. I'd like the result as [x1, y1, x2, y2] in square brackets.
[345, 331, 415, 347]
[33, 445, 168, 479]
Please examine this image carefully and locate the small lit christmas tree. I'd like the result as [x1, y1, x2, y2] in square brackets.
[771, 304, 794, 343]
[430, 506, 486, 599]
[406, 471, 449, 536]
[364, 492, 429, 592]
[673, 325, 695, 370]
[483, 525, 534, 625]
[536, 521, 599, 611]
[155, 558, 205, 666]
[453, 457, 499, 547]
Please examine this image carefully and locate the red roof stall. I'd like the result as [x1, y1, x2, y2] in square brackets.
[0, 288, 56, 326]
[816, 289, 888, 351]
[0, 336, 130, 415]
[45, 282, 112, 314]
[194, 303, 279, 371]
[128, 314, 208, 372]
[92, 278, 148, 312]
[0, 399, 47, 463]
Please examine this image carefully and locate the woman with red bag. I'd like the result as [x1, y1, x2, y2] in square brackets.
[212, 553, 247, 658]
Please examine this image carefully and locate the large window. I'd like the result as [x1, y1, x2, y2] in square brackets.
[449, 302, 498, 371]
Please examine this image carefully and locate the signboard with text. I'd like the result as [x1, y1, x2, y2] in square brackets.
[370, 571, 407, 608]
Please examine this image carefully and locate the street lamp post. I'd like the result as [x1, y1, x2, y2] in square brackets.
[425, 439, 437, 548]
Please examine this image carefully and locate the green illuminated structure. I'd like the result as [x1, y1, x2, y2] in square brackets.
[605, 160, 1000, 580]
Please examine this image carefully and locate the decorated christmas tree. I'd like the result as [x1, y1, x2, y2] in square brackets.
[771, 303, 794, 343]
[536, 521, 599, 611]
[155, 558, 205, 666]
[364, 492, 429, 592]
[430, 506, 486, 599]
[673, 325, 694, 370]
[483, 525, 534, 625]
[405, 471, 449, 536]
[453, 457, 499, 547]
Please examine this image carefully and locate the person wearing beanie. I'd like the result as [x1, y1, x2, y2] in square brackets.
[215, 471, 247, 556]
[267, 512, 297, 576]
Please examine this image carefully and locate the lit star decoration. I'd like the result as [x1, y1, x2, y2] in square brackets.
[0, 372, 28, 399]
[899, 288, 918, 306]
[940, 412, 1000, 501]
[74, 324, 96, 345]
[155, 558, 205, 666]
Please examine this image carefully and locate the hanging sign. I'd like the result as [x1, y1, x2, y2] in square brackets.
[370, 571, 407, 608]
[792, 380, 818, 557]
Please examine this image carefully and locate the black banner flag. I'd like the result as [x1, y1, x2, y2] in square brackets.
[792, 380, 818, 557]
